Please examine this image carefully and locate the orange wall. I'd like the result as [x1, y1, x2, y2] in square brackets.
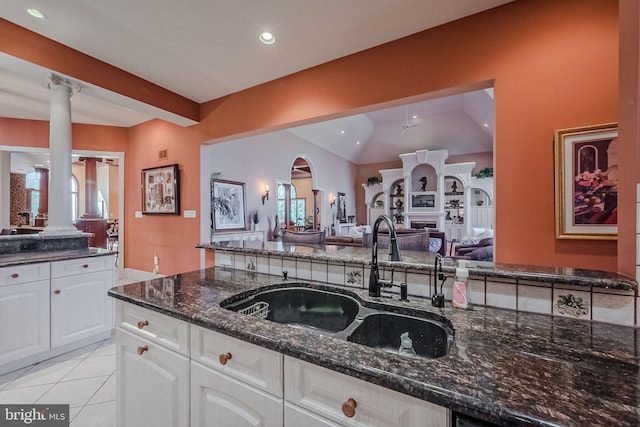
[0, 0, 626, 273]
[125, 120, 206, 274]
[194, 0, 619, 271]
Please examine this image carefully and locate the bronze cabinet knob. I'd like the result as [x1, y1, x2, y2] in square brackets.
[137, 345, 148, 355]
[82, 264, 89, 269]
[10, 273, 19, 279]
[341, 398, 357, 418]
[137, 320, 149, 329]
[54, 290, 61, 295]
[219, 352, 232, 365]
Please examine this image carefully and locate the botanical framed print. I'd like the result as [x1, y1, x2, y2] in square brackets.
[554, 123, 618, 240]
[141, 164, 180, 215]
[212, 179, 247, 232]
[337, 192, 346, 223]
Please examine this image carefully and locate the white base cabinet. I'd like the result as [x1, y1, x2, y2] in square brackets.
[0, 256, 115, 375]
[0, 279, 50, 365]
[284, 356, 450, 427]
[116, 329, 189, 427]
[115, 302, 451, 427]
[191, 361, 282, 427]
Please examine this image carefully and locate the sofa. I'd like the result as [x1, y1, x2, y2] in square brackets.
[362, 229, 446, 256]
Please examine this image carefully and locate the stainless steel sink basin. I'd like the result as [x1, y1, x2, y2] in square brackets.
[346, 312, 453, 358]
[221, 284, 454, 358]
[221, 285, 360, 333]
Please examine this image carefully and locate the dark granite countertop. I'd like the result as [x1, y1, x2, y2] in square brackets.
[197, 241, 637, 291]
[0, 247, 114, 268]
[109, 267, 640, 427]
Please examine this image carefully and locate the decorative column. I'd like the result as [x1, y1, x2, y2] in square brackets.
[35, 167, 49, 217]
[79, 157, 101, 218]
[42, 74, 80, 235]
[0, 151, 10, 230]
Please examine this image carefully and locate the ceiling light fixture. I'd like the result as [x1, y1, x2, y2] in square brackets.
[483, 123, 489, 127]
[259, 32, 275, 45]
[340, 130, 345, 134]
[27, 8, 46, 19]
[356, 141, 360, 145]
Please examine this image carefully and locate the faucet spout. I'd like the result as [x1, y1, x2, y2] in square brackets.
[369, 215, 401, 297]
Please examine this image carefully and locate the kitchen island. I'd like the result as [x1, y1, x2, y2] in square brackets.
[109, 263, 640, 426]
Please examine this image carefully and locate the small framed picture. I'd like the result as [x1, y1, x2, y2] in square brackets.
[554, 123, 618, 240]
[141, 164, 180, 215]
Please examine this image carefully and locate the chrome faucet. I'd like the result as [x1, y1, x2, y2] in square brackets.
[369, 215, 405, 298]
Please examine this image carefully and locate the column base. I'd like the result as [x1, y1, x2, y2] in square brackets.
[40, 225, 81, 236]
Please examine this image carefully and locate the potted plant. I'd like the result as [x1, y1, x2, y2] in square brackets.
[366, 176, 381, 186]
[250, 210, 260, 230]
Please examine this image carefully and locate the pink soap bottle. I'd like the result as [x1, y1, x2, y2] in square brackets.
[451, 262, 470, 310]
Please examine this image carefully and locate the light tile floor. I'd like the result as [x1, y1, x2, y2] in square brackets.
[0, 336, 116, 426]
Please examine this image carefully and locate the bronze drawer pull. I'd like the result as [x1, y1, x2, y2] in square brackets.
[219, 352, 232, 365]
[137, 320, 149, 329]
[11, 273, 19, 279]
[341, 398, 357, 418]
[82, 264, 89, 269]
[54, 290, 61, 295]
[137, 345, 148, 355]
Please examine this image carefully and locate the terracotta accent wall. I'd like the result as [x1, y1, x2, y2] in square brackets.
[0, 0, 628, 274]
[194, 0, 619, 271]
[126, 120, 206, 274]
[10, 173, 26, 225]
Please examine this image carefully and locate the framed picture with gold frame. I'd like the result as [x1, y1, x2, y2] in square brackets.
[554, 123, 618, 240]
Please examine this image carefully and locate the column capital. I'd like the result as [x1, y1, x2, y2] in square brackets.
[43, 73, 81, 94]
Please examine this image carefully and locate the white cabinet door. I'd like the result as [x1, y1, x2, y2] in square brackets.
[51, 269, 114, 348]
[116, 328, 189, 427]
[191, 360, 283, 427]
[0, 280, 50, 365]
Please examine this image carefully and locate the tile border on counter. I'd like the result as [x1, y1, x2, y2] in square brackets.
[210, 246, 639, 328]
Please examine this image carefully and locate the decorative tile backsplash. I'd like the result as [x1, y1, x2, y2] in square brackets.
[217, 250, 638, 328]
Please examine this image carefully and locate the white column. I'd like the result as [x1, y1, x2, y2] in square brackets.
[0, 151, 10, 230]
[42, 74, 80, 235]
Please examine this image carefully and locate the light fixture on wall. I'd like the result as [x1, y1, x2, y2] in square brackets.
[262, 185, 269, 205]
[330, 195, 336, 208]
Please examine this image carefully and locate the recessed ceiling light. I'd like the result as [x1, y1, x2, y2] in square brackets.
[356, 141, 360, 145]
[27, 8, 46, 19]
[340, 130, 345, 134]
[483, 123, 489, 127]
[259, 32, 275, 45]
[412, 115, 418, 120]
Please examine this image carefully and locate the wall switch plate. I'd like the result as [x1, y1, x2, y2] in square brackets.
[184, 210, 196, 218]
[134, 211, 143, 218]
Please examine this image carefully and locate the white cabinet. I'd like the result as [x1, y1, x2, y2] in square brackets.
[116, 328, 189, 427]
[285, 402, 342, 427]
[190, 325, 283, 427]
[0, 257, 114, 374]
[51, 270, 113, 347]
[0, 278, 50, 365]
[191, 361, 282, 427]
[285, 356, 449, 427]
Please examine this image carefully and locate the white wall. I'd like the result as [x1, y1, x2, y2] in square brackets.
[200, 130, 358, 244]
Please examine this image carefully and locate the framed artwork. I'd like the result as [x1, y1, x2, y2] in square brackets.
[554, 123, 618, 240]
[141, 164, 180, 215]
[337, 192, 346, 223]
[212, 179, 247, 232]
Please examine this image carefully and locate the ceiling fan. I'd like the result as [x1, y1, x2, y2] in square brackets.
[401, 105, 420, 134]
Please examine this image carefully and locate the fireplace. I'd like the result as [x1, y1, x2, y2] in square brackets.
[411, 220, 437, 230]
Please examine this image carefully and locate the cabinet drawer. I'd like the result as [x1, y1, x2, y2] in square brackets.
[191, 324, 283, 398]
[285, 356, 450, 427]
[116, 302, 189, 356]
[0, 262, 50, 286]
[51, 255, 113, 278]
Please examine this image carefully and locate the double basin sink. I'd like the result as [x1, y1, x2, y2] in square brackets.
[220, 283, 454, 359]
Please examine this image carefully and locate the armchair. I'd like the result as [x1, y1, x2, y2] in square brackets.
[453, 237, 493, 261]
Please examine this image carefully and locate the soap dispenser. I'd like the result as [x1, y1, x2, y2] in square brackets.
[398, 332, 417, 356]
[451, 260, 470, 310]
